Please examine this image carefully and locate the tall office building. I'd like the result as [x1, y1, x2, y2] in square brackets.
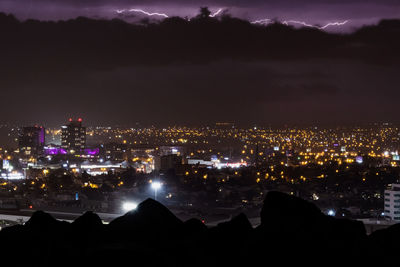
[103, 142, 128, 161]
[18, 126, 45, 156]
[61, 118, 86, 153]
[384, 183, 400, 221]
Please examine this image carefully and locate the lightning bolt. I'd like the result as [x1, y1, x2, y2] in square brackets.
[251, 18, 272, 25]
[251, 18, 349, 30]
[116, 8, 169, 18]
[283, 20, 349, 29]
[115, 8, 224, 19]
[115, 8, 348, 30]
[210, 8, 223, 18]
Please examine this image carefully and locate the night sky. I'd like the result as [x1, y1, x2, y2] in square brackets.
[1, 0, 400, 28]
[0, 1, 399, 127]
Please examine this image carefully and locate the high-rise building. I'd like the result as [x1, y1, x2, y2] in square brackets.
[61, 118, 86, 153]
[154, 154, 183, 172]
[19, 126, 45, 156]
[103, 142, 128, 161]
[384, 183, 400, 221]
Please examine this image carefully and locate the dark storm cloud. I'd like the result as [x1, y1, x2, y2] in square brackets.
[2, 0, 400, 11]
[0, 13, 399, 126]
[1, 59, 399, 126]
[4, 0, 400, 7]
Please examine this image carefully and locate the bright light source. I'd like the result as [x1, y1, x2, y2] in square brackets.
[1, 172, 24, 180]
[327, 209, 336, 216]
[151, 181, 162, 200]
[123, 202, 138, 211]
[151, 181, 162, 190]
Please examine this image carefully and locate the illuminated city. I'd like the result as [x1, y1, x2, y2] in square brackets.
[1, 121, 400, 221]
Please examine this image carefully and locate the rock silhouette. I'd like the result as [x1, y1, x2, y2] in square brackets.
[24, 210, 61, 230]
[182, 218, 208, 234]
[110, 198, 183, 230]
[72, 211, 103, 229]
[0, 191, 397, 266]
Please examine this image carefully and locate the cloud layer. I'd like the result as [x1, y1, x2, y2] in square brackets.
[0, 13, 399, 127]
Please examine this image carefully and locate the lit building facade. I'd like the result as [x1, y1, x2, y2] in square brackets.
[19, 126, 45, 156]
[103, 142, 128, 161]
[384, 183, 400, 221]
[61, 118, 86, 153]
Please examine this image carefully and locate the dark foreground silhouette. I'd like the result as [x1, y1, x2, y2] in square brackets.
[0, 191, 397, 266]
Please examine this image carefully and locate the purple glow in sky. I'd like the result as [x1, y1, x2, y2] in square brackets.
[0, 0, 399, 31]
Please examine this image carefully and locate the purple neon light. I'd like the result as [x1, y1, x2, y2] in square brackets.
[84, 148, 99, 155]
[45, 148, 98, 155]
[44, 148, 67, 155]
[39, 128, 45, 145]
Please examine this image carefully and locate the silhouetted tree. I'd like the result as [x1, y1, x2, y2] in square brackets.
[197, 7, 211, 19]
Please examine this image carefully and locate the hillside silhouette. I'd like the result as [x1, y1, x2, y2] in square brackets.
[0, 191, 397, 266]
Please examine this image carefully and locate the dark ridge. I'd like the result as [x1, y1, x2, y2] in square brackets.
[109, 198, 183, 236]
[24, 210, 61, 230]
[183, 218, 208, 234]
[216, 213, 253, 234]
[72, 211, 103, 229]
[0, 193, 398, 266]
[368, 223, 400, 265]
[261, 190, 324, 226]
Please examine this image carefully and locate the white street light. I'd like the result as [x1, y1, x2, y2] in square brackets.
[122, 202, 138, 212]
[327, 209, 336, 216]
[151, 181, 162, 200]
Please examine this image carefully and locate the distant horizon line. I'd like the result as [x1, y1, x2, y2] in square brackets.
[1, 10, 397, 33]
[0, 121, 399, 129]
